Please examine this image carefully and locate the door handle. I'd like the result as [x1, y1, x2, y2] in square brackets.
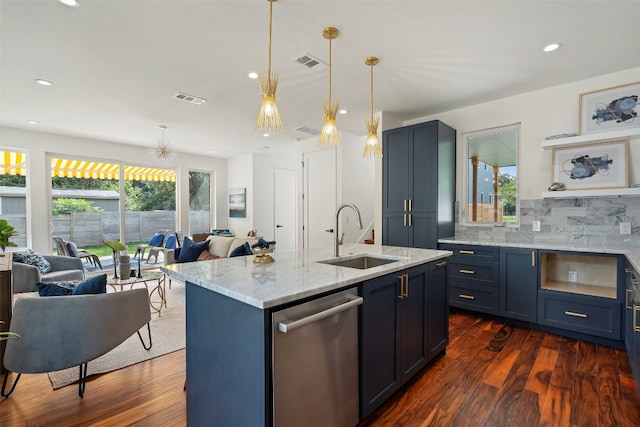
[398, 275, 405, 300]
[277, 295, 363, 333]
[564, 311, 587, 318]
[325, 229, 334, 233]
[403, 274, 409, 298]
[276, 225, 283, 228]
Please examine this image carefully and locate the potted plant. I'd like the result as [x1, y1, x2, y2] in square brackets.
[0, 219, 18, 253]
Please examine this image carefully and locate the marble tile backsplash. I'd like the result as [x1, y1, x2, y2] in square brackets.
[453, 198, 640, 251]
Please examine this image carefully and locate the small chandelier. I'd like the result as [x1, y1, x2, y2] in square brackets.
[256, 0, 283, 135]
[318, 27, 340, 148]
[149, 125, 177, 164]
[363, 56, 382, 159]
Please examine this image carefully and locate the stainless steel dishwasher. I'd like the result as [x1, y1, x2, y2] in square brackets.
[272, 287, 362, 427]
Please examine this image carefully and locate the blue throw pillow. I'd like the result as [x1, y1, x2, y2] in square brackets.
[229, 242, 253, 257]
[66, 241, 80, 257]
[72, 274, 107, 295]
[36, 280, 78, 296]
[177, 237, 209, 263]
[149, 232, 165, 247]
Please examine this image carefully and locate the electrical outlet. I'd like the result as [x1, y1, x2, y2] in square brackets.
[532, 220, 541, 232]
[568, 271, 578, 282]
[620, 222, 631, 235]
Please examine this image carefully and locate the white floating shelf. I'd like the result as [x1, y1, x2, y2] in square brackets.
[541, 128, 640, 150]
[542, 187, 640, 199]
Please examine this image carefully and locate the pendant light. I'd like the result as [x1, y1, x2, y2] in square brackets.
[318, 27, 340, 148]
[149, 125, 177, 164]
[256, 0, 283, 135]
[363, 56, 382, 159]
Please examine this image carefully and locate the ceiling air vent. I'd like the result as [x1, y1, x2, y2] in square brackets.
[295, 126, 321, 136]
[293, 53, 328, 72]
[173, 92, 207, 105]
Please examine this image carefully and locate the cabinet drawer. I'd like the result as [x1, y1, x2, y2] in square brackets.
[538, 290, 621, 340]
[449, 285, 499, 315]
[448, 262, 498, 287]
[440, 244, 499, 263]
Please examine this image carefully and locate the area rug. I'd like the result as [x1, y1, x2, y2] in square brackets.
[47, 281, 185, 390]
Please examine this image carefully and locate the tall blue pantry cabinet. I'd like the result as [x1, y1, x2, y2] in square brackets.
[382, 120, 456, 249]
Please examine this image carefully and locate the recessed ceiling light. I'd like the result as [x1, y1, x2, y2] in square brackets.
[210, 150, 217, 154]
[248, 72, 259, 79]
[263, 133, 269, 137]
[27, 120, 39, 125]
[543, 43, 560, 52]
[339, 109, 348, 115]
[35, 79, 53, 86]
[59, 0, 80, 7]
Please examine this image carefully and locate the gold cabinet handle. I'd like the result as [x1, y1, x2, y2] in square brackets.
[531, 251, 535, 267]
[403, 213, 406, 226]
[634, 306, 640, 333]
[404, 199, 407, 211]
[398, 275, 405, 300]
[633, 279, 639, 285]
[459, 269, 475, 275]
[408, 199, 412, 212]
[627, 289, 633, 309]
[459, 294, 475, 300]
[435, 261, 447, 268]
[459, 250, 475, 255]
[564, 311, 587, 318]
[625, 268, 633, 273]
[403, 274, 409, 298]
[408, 214, 412, 227]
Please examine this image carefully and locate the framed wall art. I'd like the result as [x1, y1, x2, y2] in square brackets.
[551, 140, 629, 191]
[228, 188, 246, 218]
[579, 81, 639, 135]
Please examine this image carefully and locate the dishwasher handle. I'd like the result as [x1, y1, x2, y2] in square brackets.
[277, 295, 363, 333]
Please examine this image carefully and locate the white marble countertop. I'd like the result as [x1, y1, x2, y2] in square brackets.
[438, 238, 640, 273]
[162, 243, 452, 309]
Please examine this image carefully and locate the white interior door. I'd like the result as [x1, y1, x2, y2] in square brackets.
[303, 149, 337, 250]
[274, 168, 297, 252]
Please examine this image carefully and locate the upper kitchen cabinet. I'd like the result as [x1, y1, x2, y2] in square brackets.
[382, 120, 456, 249]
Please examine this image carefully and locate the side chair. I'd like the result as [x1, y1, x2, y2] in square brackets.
[1, 288, 152, 398]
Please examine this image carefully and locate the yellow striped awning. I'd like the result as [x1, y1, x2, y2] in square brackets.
[0, 150, 26, 176]
[0, 152, 175, 182]
[50, 158, 176, 182]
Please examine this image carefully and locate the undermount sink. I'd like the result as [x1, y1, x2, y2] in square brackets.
[318, 255, 398, 270]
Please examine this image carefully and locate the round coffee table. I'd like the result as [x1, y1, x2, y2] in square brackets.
[107, 271, 166, 316]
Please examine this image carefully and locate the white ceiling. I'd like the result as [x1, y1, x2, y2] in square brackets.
[1, 0, 639, 160]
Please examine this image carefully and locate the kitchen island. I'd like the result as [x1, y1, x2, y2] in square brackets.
[163, 243, 452, 427]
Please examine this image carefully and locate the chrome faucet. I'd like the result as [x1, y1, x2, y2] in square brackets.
[335, 203, 363, 257]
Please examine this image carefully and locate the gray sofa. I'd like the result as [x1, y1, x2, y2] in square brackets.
[12, 254, 85, 293]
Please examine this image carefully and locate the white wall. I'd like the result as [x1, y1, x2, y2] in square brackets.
[376, 66, 640, 233]
[227, 153, 254, 237]
[297, 131, 376, 245]
[0, 126, 228, 253]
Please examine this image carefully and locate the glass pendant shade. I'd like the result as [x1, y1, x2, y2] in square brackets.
[363, 56, 382, 159]
[318, 27, 340, 148]
[256, 0, 283, 134]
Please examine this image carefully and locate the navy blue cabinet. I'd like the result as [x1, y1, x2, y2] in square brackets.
[440, 243, 500, 315]
[624, 263, 640, 396]
[359, 261, 448, 418]
[382, 120, 455, 249]
[499, 247, 538, 322]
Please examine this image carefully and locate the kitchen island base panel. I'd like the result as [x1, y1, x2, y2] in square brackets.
[186, 282, 270, 427]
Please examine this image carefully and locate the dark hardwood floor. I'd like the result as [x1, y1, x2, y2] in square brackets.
[2, 310, 639, 426]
